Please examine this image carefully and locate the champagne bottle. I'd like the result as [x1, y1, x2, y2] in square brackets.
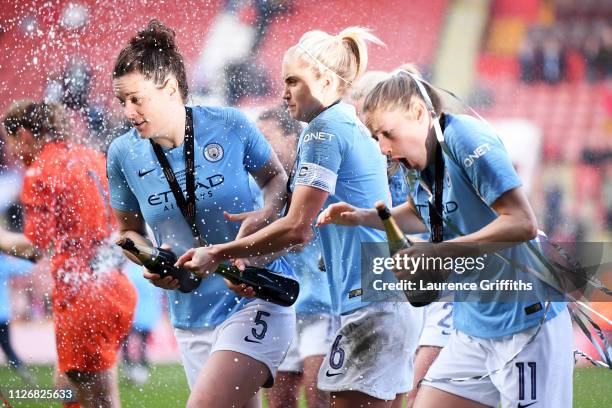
[116, 238, 300, 307]
[117, 237, 201, 293]
[375, 201, 413, 254]
[215, 264, 300, 307]
[375, 201, 436, 307]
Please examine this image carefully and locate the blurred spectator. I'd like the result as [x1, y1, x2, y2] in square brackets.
[43, 58, 125, 151]
[249, 0, 293, 54]
[225, 0, 293, 105]
[518, 36, 542, 83]
[518, 4, 611, 84]
[225, 59, 271, 106]
[545, 185, 564, 237]
[193, 0, 292, 105]
[542, 34, 566, 84]
[192, 6, 255, 101]
[582, 23, 612, 82]
[601, 25, 612, 78]
[518, 26, 567, 85]
[0, 143, 24, 233]
[583, 31, 604, 81]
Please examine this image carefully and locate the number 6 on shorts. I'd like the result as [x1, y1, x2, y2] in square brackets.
[329, 335, 345, 369]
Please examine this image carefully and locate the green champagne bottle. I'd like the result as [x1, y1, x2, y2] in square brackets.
[375, 201, 436, 307]
[117, 237, 201, 293]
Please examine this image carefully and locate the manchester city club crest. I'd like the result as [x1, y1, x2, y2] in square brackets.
[203, 143, 224, 162]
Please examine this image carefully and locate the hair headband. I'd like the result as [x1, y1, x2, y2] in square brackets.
[296, 43, 350, 85]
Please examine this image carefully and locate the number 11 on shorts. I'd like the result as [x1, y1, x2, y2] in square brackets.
[516, 361, 537, 404]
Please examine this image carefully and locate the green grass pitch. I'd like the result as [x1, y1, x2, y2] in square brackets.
[0, 364, 609, 407]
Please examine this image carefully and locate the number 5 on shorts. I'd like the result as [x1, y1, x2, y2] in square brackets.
[252, 311, 270, 340]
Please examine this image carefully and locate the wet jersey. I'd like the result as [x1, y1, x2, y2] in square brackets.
[411, 114, 566, 338]
[249, 179, 331, 315]
[21, 142, 124, 302]
[107, 106, 294, 329]
[290, 102, 390, 315]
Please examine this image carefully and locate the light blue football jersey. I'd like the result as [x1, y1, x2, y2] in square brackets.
[0, 254, 33, 322]
[411, 114, 566, 338]
[284, 240, 332, 315]
[123, 262, 162, 331]
[107, 106, 294, 329]
[249, 178, 331, 316]
[290, 102, 390, 315]
[389, 163, 410, 207]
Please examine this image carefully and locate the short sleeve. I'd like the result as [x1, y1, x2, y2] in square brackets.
[106, 139, 141, 213]
[294, 120, 343, 194]
[21, 171, 56, 249]
[2, 255, 33, 278]
[227, 108, 272, 173]
[447, 119, 522, 206]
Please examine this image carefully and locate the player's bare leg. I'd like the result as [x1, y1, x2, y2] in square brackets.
[54, 368, 80, 408]
[266, 371, 301, 408]
[65, 366, 119, 408]
[331, 391, 393, 408]
[302, 355, 329, 408]
[391, 392, 406, 408]
[186, 350, 269, 408]
[413, 385, 492, 408]
[404, 346, 443, 408]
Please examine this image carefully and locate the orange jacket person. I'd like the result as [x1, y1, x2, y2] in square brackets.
[0, 100, 136, 408]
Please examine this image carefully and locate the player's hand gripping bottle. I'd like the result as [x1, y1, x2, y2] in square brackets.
[375, 201, 437, 307]
[117, 237, 300, 306]
[117, 237, 202, 293]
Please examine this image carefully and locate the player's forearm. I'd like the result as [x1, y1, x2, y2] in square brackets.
[442, 214, 537, 259]
[357, 202, 427, 233]
[0, 229, 40, 260]
[114, 209, 152, 266]
[391, 202, 429, 234]
[452, 186, 537, 246]
[451, 214, 536, 245]
[259, 171, 288, 221]
[212, 216, 312, 262]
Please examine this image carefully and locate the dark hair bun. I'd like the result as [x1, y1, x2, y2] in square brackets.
[131, 19, 177, 52]
[113, 19, 189, 101]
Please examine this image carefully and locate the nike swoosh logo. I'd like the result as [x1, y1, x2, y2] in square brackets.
[325, 370, 343, 377]
[518, 402, 537, 408]
[243, 336, 261, 344]
[138, 169, 155, 177]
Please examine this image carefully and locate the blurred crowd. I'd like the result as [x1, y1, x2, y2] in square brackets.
[518, 6, 611, 84]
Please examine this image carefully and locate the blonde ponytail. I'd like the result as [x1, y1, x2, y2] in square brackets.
[286, 27, 384, 94]
[336, 27, 383, 81]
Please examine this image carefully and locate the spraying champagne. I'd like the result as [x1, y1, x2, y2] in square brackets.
[117, 237, 202, 293]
